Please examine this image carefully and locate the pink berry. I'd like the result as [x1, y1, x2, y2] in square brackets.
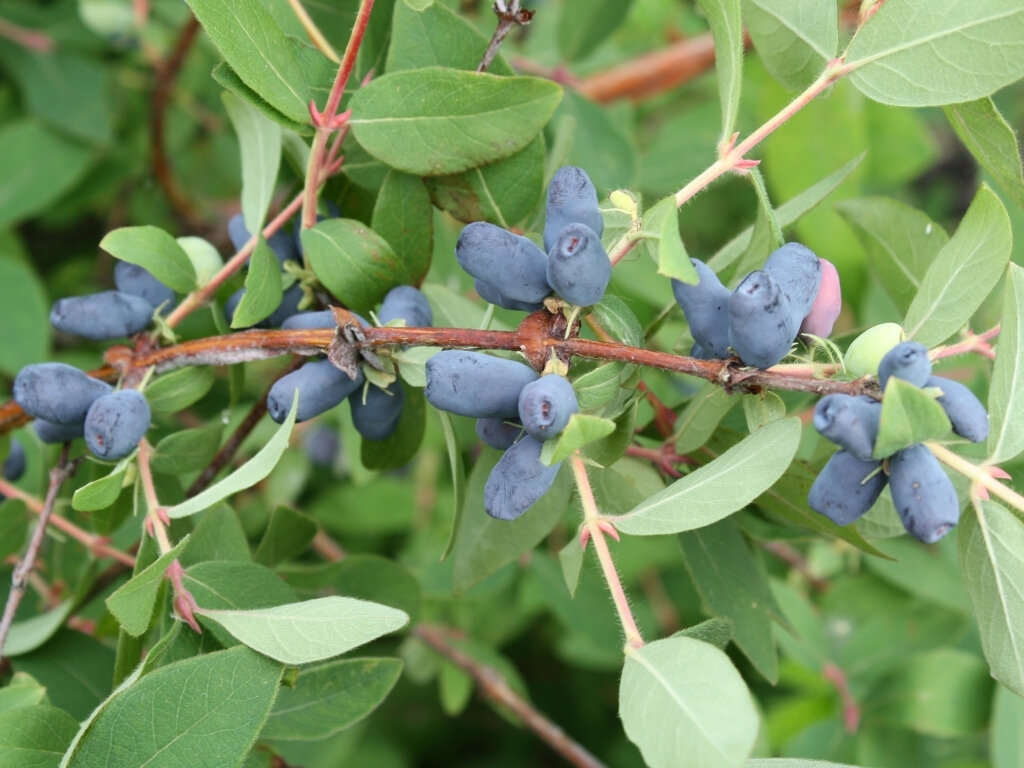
[800, 258, 841, 338]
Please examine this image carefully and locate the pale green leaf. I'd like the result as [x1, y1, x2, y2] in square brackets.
[177, 236, 224, 288]
[874, 377, 952, 458]
[438, 410, 465, 562]
[145, 366, 216, 414]
[99, 225, 196, 293]
[558, 0, 635, 62]
[232, 238, 285, 328]
[223, 91, 281, 233]
[674, 383, 738, 454]
[558, 537, 584, 597]
[0, 256, 49, 377]
[945, 98, 1024, 211]
[540, 413, 616, 466]
[106, 537, 190, 637]
[697, 0, 744, 141]
[744, 0, 837, 90]
[4, 601, 74, 657]
[988, 264, 1024, 463]
[71, 464, 127, 512]
[0, 705, 79, 768]
[0, 672, 47, 713]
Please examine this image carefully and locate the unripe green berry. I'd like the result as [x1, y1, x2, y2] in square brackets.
[843, 323, 905, 378]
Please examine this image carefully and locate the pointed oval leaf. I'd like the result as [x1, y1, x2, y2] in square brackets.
[744, 0, 838, 91]
[874, 377, 952, 458]
[303, 218, 403, 313]
[106, 536, 190, 637]
[232, 238, 285, 328]
[99, 225, 196, 293]
[0, 705, 79, 768]
[945, 98, 1024, 212]
[988, 264, 1024, 464]
[372, 170, 433, 285]
[222, 90, 282, 233]
[697, 0, 743, 140]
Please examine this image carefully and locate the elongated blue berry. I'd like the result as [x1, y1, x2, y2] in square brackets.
[350, 381, 405, 441]
[808, 450, 887, 526]
[474, 279, 544, 313]
[813, 394, 881, 462]
[928, 375, 988, 442]
[763, 243, 822, 319]
[728, 270, 798, 369]
[672, 259, 731, 359]
[547, 223, 611, 307]
[476, 418, 524, 450]
[518, 375, 578, 441]
[425, 350, 537, 419]
[484, 436, 561, 521]
[84, 390, 151, 461]
[456, 222, 550, 306]
[50, 291, 153, 340]
[14, 363, 112, 425]
[889, 443, 959, 543]
[267, 359, 364, 424]
[3, 440, 25, 481]
[34, 419, 85, 444]
[878, 341, 931, 388]
[543, 166, 603, 252]
[379, 285, 432, 327]
[114, 262, 176, 310]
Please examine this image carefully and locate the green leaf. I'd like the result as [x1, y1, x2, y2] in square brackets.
[558, 537, 584, 597]
[71, 465, 126, 512]
[4, 601, 74, 657]
[0, 501, 27, 562]
[212, 61, 311, 136]
[675, 383, 739, 454]
[100, 225, 196, 293]
[540, 413, 616, 466]
[106, 536, 190, 637]
[254, 506, 318, 566]
[0, 256, 49, 377]
[590, 293, 644, 347]
[361, 383, 426, 471]
[371, 170, 433, 285]
[197, 596, 409, 665]
[179, 236, 225, 288]
[676, 617, 734, 651]
[835, 196, 948, 313]
[261, 658, 402, 741]
[845, 0, 1024, 106]
[618, 418, 801, 535]
[150, 424, 224, 476]
[232, 237, 285, 328]
[0, 672, 47, 713]
[145, 366, 216, 415]
[166, 391, 298, 518]
[988, 264, 1024, 464]
[696, 0, 744, 141]
[64, 646, 282, 767]
[679, 518, 780, 682]
[959, 501, 1024, 696]
[642, 196, 698, 284]
[558, 0, 635, 61]
[348, 67, 562, 176]
[743, 0, 838, 90]
[14, 630, 115, 721]
[903, 185, 1011, 346]
[180, 503, 252, 566]
[438, 411, 466, 561]
[222, 90, 282, 233]
[742, 391, 786, 431]
[550, 90, 634, 193]
[185, 561, 297, 611]
[746, 762, 866, 767]
[0, 705, 79, 768]
[0, 120, 93, 230]
[992, 683, 1024, 768]
[874, 378, 952, 458]
[185, 0, 322, 124]
[945, 98, 1024, 211]
[620, 636, 759, 768]
[387, 0, 513, 75]
[303, 219, 403, 313]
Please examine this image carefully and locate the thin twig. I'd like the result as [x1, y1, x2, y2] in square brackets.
[761, 541, 829, 592]
[0, 17, 53, 52]
[286, 0, 341, 63]
[413, 624, 608, 768]
[477, 1, 533, 74]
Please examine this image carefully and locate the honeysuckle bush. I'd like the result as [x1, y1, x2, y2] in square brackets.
[2, 1, 1024, 766]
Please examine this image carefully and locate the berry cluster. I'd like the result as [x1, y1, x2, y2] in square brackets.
[424, 351, 578, 521]
[266, 284, 432, 442]
[13, 363, 150, 461]
[809, 341, 989, 543]
[673, 243, 842, 368]
[456, 166, 611, 311]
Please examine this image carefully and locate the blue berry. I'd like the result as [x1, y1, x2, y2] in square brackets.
[547, 223, 611, 307]
[672, 259, 732, 359]
[425, 350, 538, 419]
[456, 222, 550, 307]
[14, 363, 113, 425]
[762, 242, 822, 319]
[728, 270, 798, 369]
[517, 375, 578, 441]
[543, 166, 603, 252]
[476, 418, 524, 450]
[928, 375, 988, 443]
[304, 425, 341, 468]
[114, 262, 176, 311]
[50, 291, 154, 341]
[878, 341, 931, 388]
[349, 381, 405, 441]
[889, 443, 959, 543]
[267, 359, 365, 424]
[484, 435, 561, 521]
[474, 279, 544, 313]
[281, 310, 337, 330]
[813, 394, 882, 462]
[34, 419, 85, 444]
[808, 450, 887, 526]
[379, 285, 432, 327]
[84, 390, 151, 461]
[228, 213, 299, 266]
[3, 440, 25, 481]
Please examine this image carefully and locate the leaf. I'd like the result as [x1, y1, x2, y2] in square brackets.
[166, 391, 298, 518]
[989, 264, 1024, 464]
[150, 424, 224, 475]
[145, 366, 216, 415]
[590, 293, 644, 347]
[618, 418, 801, 535]
[387, 0, 513, 75]
[0, 672, 47, 713]
[232, 237, 284, 328]
[348, 67, 562, 176]
[992, 683, 1024, 768]
[679, 518, 780, 682]
[945, 98, 1024, 211]
[0, 256, 49, 377]
[696, 0, 744, 140]
[212, 61, 311, 136]
[64, 646, 282, 767]
[106, 537, 190, 637]
[222, 91, 282, 233]
[0, 120, 93, 230]
[185, 0, 323, 124]
[743, 0, 838, 91]
[903, 185, 1011, 346]
[361, 383, 426, 471]
[642, 196, 698, 284]
[0, 500, 27, 562]
[540, 413, 616, 466]
[742, 391, 786, 431]
[185, 561, 297, 611]
[99, 225, 196, 293]
[550, 90, 634, 193]
[254, 506, 318, 566]
[371, 170, 433, 285]
[197, 596, 409, 665]
[558, 0, 635, 61]
[845, 0, 1024, 107]
[4, 601, 74, 657]
[14, 630, 115, 721]
[620, 636, 759, 768]
[835, 196, 948, 313]
[676, 617, 734, 651]
[71, 465, 126, 512]
[0, 705, 79, 768]
[438, 411, 466, 561]
[874, 377, 952, 458]
[261, 658, 403, 741]
[180, 503, 252, 566]
[746, 762, 866, 767]
[558, 537, 584, 597]
[675, 383, 739, 454]
[303, 219, 403, 313]
[959, 501, 1024, 696]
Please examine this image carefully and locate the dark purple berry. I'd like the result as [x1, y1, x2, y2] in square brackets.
[476, 418, 524, 450]
[267, 359, 364, 424]
[927, 375, 988, 443]
[728, 270, 799, 369]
